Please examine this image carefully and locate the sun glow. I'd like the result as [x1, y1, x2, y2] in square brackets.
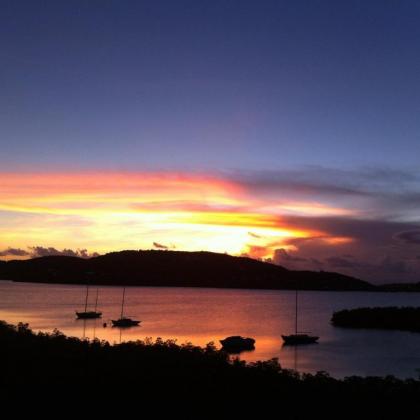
[0, 171, 355, 258]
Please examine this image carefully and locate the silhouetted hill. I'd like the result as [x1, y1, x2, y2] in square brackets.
[0, 250, 374, 291]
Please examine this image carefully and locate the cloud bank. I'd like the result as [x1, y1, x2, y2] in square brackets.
[0, 246, 99, 259]
[1, 167, 420, 283]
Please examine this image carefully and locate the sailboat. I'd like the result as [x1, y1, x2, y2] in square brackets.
[282, 289, 319, 345]
[111, 287, 141, 327]
[76, 286, 102, 319]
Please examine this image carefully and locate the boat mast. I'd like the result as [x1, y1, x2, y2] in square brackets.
[295, 288, 298, 334]
[94, 289, 99, 312]
[84, 284, 89, 312]
[120, 287, 126, 319]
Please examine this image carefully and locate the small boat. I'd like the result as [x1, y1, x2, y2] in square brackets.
[76, 286, 102, 319]
[111, 317, 141, 327]
[220, 336, 255, 352]
[281, 333, 319, 345]
[282, 289, 319, 345]
[76, 310, 102, 319]
[111, 287, 141, 328]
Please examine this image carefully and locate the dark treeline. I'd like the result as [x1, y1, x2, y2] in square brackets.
[332, 307, 420, 332]
[1, 321, 420, 417]
[377, 283, 420, 292]
[0, 250, 373, 291]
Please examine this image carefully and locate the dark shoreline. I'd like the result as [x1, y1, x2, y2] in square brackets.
[2, 277, 420, 294]
[332, 307, 420, 332]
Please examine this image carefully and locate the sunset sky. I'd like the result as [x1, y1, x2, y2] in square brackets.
[2, 1, 420, 282]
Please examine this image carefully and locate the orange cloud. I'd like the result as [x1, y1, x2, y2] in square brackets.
[0, 171, 356, 258]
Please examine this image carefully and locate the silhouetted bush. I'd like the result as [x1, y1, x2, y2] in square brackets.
[1, 320, 419, 417]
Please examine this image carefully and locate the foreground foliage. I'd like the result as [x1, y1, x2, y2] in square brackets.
[1, 321, 419, 417]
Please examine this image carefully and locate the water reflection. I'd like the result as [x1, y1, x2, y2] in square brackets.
[78, 318, 100, 341]
[281, 344, 300, 372]
[2, 280, 420, 378]
[293, 345, 298, 371]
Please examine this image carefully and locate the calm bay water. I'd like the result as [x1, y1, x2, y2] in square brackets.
[1, 280, 420, 379]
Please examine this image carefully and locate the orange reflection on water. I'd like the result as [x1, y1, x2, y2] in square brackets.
[4, 281, 420, 378]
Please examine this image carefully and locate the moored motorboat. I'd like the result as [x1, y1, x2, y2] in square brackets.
[220, 336, 255, 352]
[281, 333, 319, 345]
[76, 310, 102, 319]
[111, 317, 140, 327]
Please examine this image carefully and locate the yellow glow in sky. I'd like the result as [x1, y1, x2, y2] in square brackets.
[0, 171, 355, 259]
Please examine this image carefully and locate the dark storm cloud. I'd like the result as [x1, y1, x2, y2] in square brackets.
[29, 246, 99, 258]
[394, 230, 420, 245]
[327, 255, 410, 275]
[324, 256, 368, 269]
[153, 242, 175, 250]
[274, 249, 413, 281]
[153, 242, 168, 249]
[0, 246, 99, 259]
[230, 167, 420, 217]
[233, 167, 420, 191]
[264, 210, 420, 282]
[379, 256, 410, 275]
[272, 248, 324, 271]
[232, 168, 368, 197]
[281, 216, 420, 246]
[274, 248, 308, 263]
[0, 247, 31, 257]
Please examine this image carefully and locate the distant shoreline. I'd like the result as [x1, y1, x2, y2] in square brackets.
[332, 307, 420, 331]
[1, 277, 420, 293]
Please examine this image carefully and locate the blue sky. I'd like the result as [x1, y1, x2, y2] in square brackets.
[2, 0, 420, 171]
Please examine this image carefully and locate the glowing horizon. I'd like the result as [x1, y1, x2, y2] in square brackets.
[0, 171, 354, 260]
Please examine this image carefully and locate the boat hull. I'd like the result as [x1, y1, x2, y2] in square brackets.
[220, 336, 255, 352]
[111, 318, 141, 327]
[76, 311, 102, 319]
[281, 334, 319, 345]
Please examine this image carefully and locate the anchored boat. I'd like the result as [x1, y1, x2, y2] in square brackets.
[111, 287, 141, 327]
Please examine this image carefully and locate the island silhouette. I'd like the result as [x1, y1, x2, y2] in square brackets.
[0, 249, 374, 291]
